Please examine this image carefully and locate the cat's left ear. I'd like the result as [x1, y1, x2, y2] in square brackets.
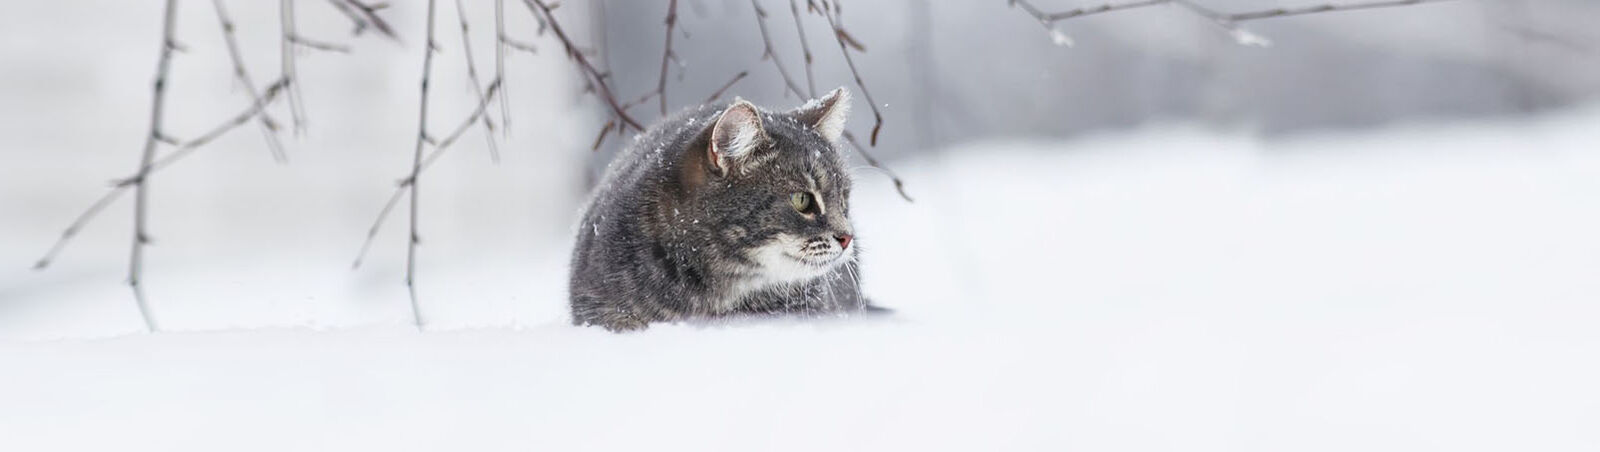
[791, 87, 851, 142]
[708, 99, 766, 177]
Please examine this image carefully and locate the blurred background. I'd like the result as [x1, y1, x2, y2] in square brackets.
[6, 0, 1597, 335]
[3, 1, 1600, 449]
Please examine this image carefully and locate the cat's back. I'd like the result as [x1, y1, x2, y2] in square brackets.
[587, 104, 721, 203]
[570, 105, 719, 276]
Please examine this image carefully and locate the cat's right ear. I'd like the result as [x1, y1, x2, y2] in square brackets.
[708, 99, 765, 177]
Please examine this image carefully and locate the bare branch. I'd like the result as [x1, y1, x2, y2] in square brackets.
[500, 35, 539, 53]
[495, 0, 512, 134]
[816, 0, 884, 146]
[353, 81, 502, 270]
[401, 0, 441, 329]
[704, 70, 750, 103]
[1008, 0, 1458, 45]
[523, 0, 645, 136]
[434, 79, 504, 154]
[1225, 0, 1456, 22]
[212, 0, 288, 163]
[34, 187, 131, 271]
[620, 91, 659, 112]
[128, 0, 184, 332]
[750, 0, 806, 98]
[147, 79, 291, 172]
[590, 120, 615, 151]
[352, 188, 406, 270]
[1009, 0, 1167, 25]
[281, 0, 308, 132]
[842, 131, 912, 202]
[289, 33, 353, 52]
[39, 79, 288, 279]
[788, 0, 817, 98]
[326, 0, 398, 39]
[657, 0, 679, 115]
[454, 0, 501, 162]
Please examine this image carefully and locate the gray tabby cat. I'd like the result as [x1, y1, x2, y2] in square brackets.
[569, 87, 874, 332]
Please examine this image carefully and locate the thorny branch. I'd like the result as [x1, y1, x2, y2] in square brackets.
[212, 0, 288, 163]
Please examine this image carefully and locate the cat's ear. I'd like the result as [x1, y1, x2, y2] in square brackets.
[791, 87, 851, 143]
[708, 99, 765, 177]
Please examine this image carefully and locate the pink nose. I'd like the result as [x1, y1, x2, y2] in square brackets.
[835, 234, 853, 250]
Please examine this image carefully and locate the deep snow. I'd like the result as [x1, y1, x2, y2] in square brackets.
[4, 106, 1600, 450]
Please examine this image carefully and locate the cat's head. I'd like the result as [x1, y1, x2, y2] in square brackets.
[686, 87, 857, 285]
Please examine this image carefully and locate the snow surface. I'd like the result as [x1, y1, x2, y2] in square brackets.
[5, 107, 1600, 450]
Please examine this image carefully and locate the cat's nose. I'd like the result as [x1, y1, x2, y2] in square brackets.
[834, 234, 853, 250]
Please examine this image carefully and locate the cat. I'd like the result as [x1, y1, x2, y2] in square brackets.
[568, 87, 875, 332]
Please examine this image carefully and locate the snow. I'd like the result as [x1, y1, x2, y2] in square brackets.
[1048, 27, 1075, 47]
[5, 105, 1600, 450]
[1229, 27, 1273, 47]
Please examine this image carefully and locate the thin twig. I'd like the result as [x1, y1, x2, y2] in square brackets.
[1225, 0, 1455, 22]
[212, 0, 288, 163]
[495, 0, 511, 134]
[454, 0, 501, 162]
[751, 0, 806, 98]
[816, 1, 884, 145]
[403, 0, 441, 329]
[128, 0, 183, 332]
[788, 0, 817, 98]
[522, 0, 643, 154]
[36, 79, 288, 275]
[523, 0, 642, 132]
[433, 80, 504, 153]
[288, 34, 352, 52]
[620, 91, 659, 112]
[704, 71, 749, 103]
[352, 81, 501, 270]
[843, 131, 912, 202]
[147, 79, 291, 172]
[280, 0, 307, 132]
[1008, 0, 1457, 43]
[657, 0, 679, 115]
[34, 188, 131, 271]
[326, 0, 398, 38]
[1169, 0, 1257, 41]
[1009, 0, 1168, 26]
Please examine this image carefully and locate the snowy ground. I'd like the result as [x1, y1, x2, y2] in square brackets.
[5, 106, 1600, 450]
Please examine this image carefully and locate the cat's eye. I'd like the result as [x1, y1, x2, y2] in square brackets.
[789, 192, 815, 214]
